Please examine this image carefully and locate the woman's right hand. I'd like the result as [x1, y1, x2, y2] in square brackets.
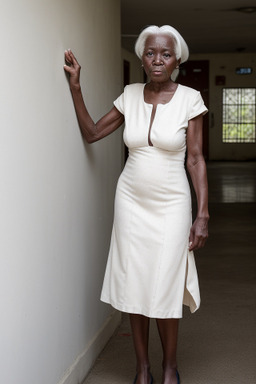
[64, 49, 81, 90]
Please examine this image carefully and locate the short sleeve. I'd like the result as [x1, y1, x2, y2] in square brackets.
[188, 92, 208, 120]
[113, 92, 124, 114]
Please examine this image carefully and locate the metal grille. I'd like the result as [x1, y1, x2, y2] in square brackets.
[222, 88, 256, 143]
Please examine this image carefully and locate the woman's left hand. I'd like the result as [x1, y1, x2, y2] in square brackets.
[64, 49, 81, 90]
[189, 216, 209, 251]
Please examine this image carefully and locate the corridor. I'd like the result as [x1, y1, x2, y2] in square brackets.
[83, 162, 256, 384]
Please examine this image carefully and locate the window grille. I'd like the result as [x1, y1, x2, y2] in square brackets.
[222, 88, 256, 143]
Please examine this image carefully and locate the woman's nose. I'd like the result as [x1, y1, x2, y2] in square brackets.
[153, 54, 163, 65]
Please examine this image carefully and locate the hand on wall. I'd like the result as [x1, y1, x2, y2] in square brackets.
[64, 49, 81, 90]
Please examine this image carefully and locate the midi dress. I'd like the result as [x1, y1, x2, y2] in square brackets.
[100, 83, 208, 319]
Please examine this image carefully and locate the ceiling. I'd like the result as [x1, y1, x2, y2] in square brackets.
[121, 0, 256, 55]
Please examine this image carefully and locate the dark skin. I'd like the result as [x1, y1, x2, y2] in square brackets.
[64, 50, 124, 143]
[64, 34, 209, 384]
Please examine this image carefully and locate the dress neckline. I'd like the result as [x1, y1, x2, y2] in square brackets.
[143, 83, 180, 106]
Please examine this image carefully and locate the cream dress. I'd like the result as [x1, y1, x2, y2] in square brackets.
[100, 83, 208, 319]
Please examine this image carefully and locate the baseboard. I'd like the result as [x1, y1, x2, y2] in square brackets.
[58, 310, 121, 384]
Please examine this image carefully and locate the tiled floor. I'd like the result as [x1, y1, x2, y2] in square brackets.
[207, 161, 256, 203]
[83, 161, 256, 384]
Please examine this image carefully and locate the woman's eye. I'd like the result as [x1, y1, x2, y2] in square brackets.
[163, 53, 171, 58]
[146, 52, 153, 57]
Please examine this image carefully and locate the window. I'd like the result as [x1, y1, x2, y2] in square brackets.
[222, 88, 256, 143]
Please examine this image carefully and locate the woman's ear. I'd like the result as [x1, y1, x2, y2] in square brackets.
[176, 58, 181, 69]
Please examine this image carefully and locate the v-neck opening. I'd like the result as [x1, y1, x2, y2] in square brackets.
[143, 84, 180, 147]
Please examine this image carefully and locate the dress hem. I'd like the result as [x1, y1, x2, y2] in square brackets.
[100, 297, 186, 319]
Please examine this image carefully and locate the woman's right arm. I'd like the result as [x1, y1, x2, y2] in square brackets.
[64, 50, 124, 143]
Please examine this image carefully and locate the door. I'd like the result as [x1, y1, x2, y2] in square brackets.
[177, 60, 209, 159]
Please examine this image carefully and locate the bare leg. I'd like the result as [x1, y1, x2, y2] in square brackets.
[156, 318, 179, 384]
[129, 314, 151, 384]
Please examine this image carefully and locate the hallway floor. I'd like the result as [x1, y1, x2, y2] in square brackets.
[83, 162, 256, 384]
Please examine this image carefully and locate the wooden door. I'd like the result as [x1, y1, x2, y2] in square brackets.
[177, 60, 209, 159]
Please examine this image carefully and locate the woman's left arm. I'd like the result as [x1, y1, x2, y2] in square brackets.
[186, 114, 209, 251]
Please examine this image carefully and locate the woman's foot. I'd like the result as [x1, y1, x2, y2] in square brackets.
[134, 371, 153, 384]
[161, 367, 179, 384]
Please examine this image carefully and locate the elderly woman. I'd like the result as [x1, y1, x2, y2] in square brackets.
[64, 25, 209, 384]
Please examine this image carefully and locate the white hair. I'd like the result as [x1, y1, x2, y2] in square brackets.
[135, 25, 189, 81]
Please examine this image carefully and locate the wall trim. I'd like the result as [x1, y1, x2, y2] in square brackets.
[58, 310, 121, 384]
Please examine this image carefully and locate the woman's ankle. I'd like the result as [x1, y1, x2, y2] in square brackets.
[162, 362, 178, 371]
[136, 363, 150, 373]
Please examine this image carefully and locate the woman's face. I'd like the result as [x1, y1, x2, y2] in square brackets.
[142, 34, 180, 82]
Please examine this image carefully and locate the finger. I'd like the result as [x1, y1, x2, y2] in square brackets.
[188, 229, 194, 251]
[64, 58, 72, 67]
[189, 228, 194, 243]
[63, 64, 73, 74]
[68, 49, 76, 60]
[189, 238, 199, 251]
[188, 241, 193, 252]
[66, 49, 75, 61]
[190, 233, 203, 251]
[65, 49, 71, 58]
[192, 236, 206, 251]
[65, 50, 74, 64]
[198, 238, 207, 249]
[68, 50, 80, 67]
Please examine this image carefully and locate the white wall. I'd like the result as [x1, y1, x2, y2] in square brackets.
[190, 52, 256, 160]
[0, 1, 122, 384]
